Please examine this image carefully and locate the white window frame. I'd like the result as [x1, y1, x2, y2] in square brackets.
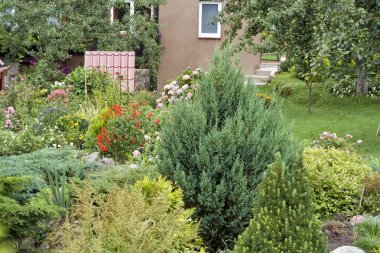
[198, 1, 222, 39]
[110, 0, 134, 23]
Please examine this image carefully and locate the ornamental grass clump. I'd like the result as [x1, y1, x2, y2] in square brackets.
[234, 154, 328, 253]
[158, 48, 299, 251]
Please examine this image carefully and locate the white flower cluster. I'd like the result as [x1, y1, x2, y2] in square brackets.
[157, 80, 193, 107]
[319, 131, 337, 140]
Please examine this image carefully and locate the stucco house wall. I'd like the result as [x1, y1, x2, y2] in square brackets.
[157, 0, 260, 89]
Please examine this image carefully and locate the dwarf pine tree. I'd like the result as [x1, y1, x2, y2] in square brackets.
[158, 48, 299, 251]
[234, 153, 328, 253]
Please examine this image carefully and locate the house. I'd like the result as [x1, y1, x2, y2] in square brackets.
[92, 0, 261, 90]
[0, 59, 11, 90]
[157, 0, 260, 89]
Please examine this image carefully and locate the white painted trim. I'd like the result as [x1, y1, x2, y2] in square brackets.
[198, 1, 222, 39]
[127, 0, 134, 15]
[110, 0, 134, 23]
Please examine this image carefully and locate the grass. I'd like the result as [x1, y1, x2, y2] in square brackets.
[261, 54, 279, 61]
[259, 72, 380, 158]
[354, 216, 380, 252]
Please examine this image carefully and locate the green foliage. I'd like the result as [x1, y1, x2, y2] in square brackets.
[157, 67, 201, 107]
[0, 0, 164, 87]
[94, 103, 159, 161]
[303, 147, 372, 217]
[0, 128, 46, 156]
[131, 90, 159, 108]
[326, 76, 380, 97]
[58, 178, 205, 253]
[36, 169, 72, 209]
[0, 176, 62, 239]
[84, 107, 109, 150]
[56, 113, 89, 148]
[312, 131, 354, 151]
[222, 0, 326, 112]
[0, 147, 98, 188]
[234, 154, 328, 253]
[362, 172, 380, 215]
[355, 216, 380, 253]
[369, 157, 380, 172]
[65, 67, 113, 96]
[159, 49, 299, 251]
[316, 0, 379, 95]
[0, 223, 15, 253]
[84, 163, 160, 194]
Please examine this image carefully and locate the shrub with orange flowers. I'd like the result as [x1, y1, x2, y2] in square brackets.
[95, 102, 159, 161]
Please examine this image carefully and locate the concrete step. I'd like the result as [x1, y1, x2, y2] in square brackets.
[244, 80, 267, 86]
[246, 75, 271, 85]
[256, 69, 273, 76]
[260, 63, 281, 69]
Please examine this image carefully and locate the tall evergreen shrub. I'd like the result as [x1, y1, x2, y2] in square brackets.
[158, 49, 299, 251]
[234, 154, 328, 253]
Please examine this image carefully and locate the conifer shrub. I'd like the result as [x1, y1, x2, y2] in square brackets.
[0, 176, 62, 239]
[234, 153, 328, 253]
[58, 177, 205, 253]
[158, 49, 299, 251]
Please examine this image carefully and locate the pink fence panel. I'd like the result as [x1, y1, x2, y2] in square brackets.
[84, 51, 135, 93]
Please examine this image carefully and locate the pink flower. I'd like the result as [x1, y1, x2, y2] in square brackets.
[47, 89, 70, 100]
[4, 119, 13, 128]
[156, 103, 163, 109]
[176, 88, 184, 95]
[5, 106, 15, 115]
[132, 150, 141, 158]
[183, 75, 191, 81]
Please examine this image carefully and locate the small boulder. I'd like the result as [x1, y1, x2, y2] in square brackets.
[350, 215, 365, 226]
[87, 152, 100, 163]
[331, 246, 365, 253]
[19, 236, 36, 250]
[99, 157, 115, 166]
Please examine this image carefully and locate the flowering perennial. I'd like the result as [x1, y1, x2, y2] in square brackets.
[95, 102, 159, 161]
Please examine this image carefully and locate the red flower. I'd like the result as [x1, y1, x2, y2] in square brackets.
[153, 118, 159, 125]
[135, 120, 141, 129]
[96, 127, 111, 152]
[132, 108, 137, 119]
[99, 145, 108, 152]
[131, 137, 136, 144]
[147, 112, 154, 119]
[110, 105, 123, 116]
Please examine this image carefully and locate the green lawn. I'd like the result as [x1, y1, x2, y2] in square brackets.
[259, 73, 380, 157]
[261, 54, 279, 61]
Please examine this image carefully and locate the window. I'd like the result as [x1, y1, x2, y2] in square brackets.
[199, 2, 222, 39]
[110, 1, 157, 22]
[110, 0, 134, 22]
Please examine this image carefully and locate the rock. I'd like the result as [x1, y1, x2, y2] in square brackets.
[87, 152, 100, 163]
[19, 236, 36, 250]
[99, 157, 115, 166]
[331, 246, 365, 253]
[38, 241, 51, 250]
[350, 215, 365, 226]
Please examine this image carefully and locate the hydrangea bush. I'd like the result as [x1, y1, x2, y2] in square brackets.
[156, 67, 201, 108]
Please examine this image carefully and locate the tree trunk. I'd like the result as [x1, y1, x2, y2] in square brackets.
[356, 60, 368, 95]
[307, 80, 312, 113]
